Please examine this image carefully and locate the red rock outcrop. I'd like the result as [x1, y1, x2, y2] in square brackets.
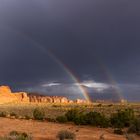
[0, 86, 17, 104]
[0, 86, 12, 94]
[75, 99, 89, 104]
[0, 86, 89, 104]
[14, 92, 30, 102]
[28, 95, 69, 104]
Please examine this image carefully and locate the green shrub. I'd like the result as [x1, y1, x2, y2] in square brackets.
[56, 116, 68, 123]
[10, 112, 18, 118]
[10, 112, 16, 116]
[56, 130, 76, 140]
[52, 105, 61, 108]
[114, 129, 124, 135]
[20, 133, 28, 138]
[33, 108, 45, 120]
[0, 112, 6, 117]
[72, 111, 110, 127]
[97, 104, 102, 107]
[65, 109, 79, 122]
[65, 109, 89, 125]
[8, 131, 31, 140]
[46, 117, 56, 122]
[65, 110, 110, 127]
[127, 118, 140, 135]
[85, 112, 110, 128]
[111, 109, 135, 128]
[99, 116, 110, 128]
[9, 131, 19, 136]
[16, 135, 28, 140]
[25, 115, 31, 120]
[63, 108, 136, 129]
[74, 114, 88, 125]
[108, 104, 113, 107]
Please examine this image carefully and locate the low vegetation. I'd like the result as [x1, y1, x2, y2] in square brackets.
[56, 115, 68, 123]
[33, 108, 45, 120]
[0, 131, 31, 140]
[0, 112, 6, 117]
[113, 129, 124, 135]
[58, 109, 110, 128]
[127, 118, 140, 135]
[56, 130, 76, 140]
[0, 103, 139, 138]
[56, 108, 140, 136]
[110, 109, 135, 128]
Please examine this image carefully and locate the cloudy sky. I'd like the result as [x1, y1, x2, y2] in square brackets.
[0, 0, 140, 101]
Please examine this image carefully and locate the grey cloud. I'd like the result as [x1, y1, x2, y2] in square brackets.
[0, 1, 140, 101]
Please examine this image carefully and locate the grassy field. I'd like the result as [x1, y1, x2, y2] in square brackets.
[0, 102, 140, 140]
[0, 102, 139, 119]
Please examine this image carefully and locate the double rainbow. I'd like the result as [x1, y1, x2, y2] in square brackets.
[1, 25, 124, 102]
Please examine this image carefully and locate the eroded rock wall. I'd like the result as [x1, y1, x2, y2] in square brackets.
[0, 86, 89, 104]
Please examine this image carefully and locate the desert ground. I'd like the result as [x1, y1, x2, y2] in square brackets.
[0, 118, 137, 140]
[0, 103, 139, 140]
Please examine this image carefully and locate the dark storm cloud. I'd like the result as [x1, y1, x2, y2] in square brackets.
[0, 0, 140, 101]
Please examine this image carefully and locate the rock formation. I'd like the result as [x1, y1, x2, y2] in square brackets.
[0, 86, 18, 103]
[28, 94, 69, 104]
[0, 86, 89, 104]
[0, 86, 12, 94]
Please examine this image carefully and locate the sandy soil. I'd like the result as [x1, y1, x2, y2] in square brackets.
[0, 118, 138, 140]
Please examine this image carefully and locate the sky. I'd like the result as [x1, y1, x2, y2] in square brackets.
[0, 0, 140, 101]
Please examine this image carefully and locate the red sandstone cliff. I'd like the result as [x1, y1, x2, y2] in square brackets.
[0, 86, 18, 103]
[0, 86, 88, 104]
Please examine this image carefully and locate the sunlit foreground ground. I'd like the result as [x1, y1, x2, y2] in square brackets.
[0, 102, 139, 140]
[0, 117, 135, 140]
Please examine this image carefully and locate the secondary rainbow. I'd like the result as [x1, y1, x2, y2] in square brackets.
[1, 25, 124, 102]
[33, 45, 91, 102]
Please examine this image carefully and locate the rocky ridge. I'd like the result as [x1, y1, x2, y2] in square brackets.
[0, 86, 89, 104]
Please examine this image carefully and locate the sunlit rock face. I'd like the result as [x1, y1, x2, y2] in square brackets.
[0, 86, 12, 94]
[14, 92, 30, 102]
[0, 86, 17, 104]
[0, 86, 88, 104]
[28, 95, 69, 104]
[0, 86, 30, 104]
[75, 99, 88, 104]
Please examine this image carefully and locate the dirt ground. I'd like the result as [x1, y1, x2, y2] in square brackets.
[0, 118, 139, 140]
